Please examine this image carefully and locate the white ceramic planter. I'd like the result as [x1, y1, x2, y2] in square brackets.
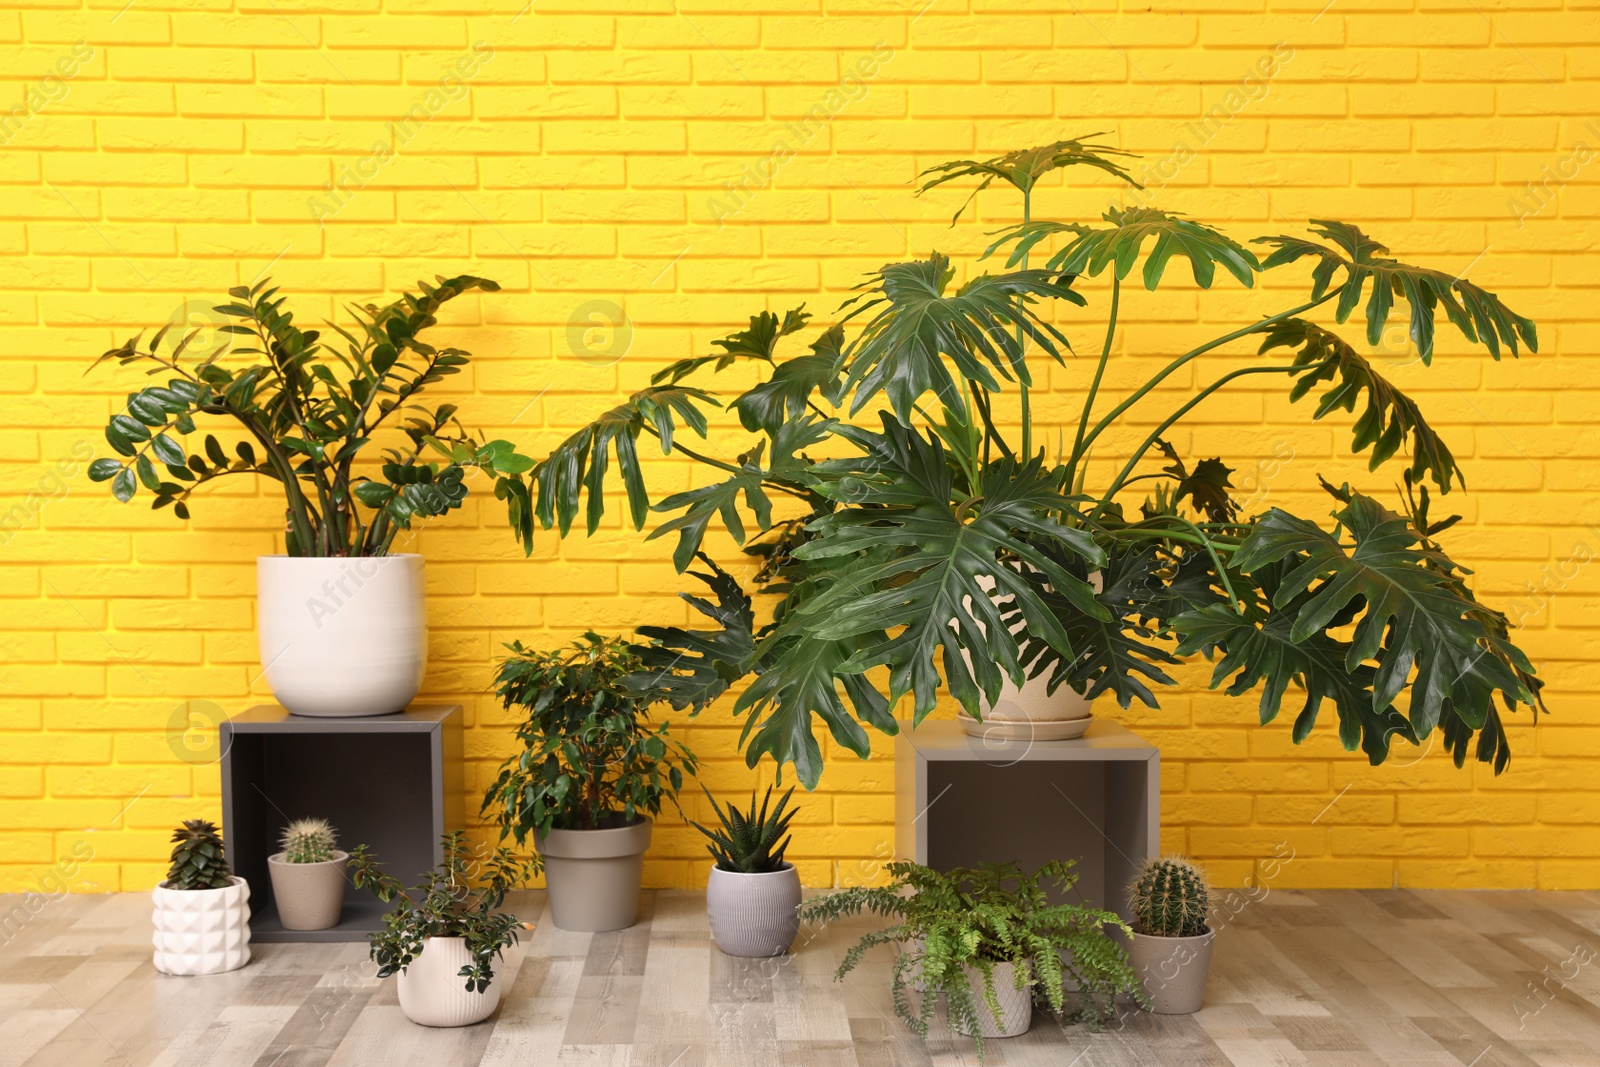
[1125, 928, 1215, 1014]
[951, 960, 1032, 1038]
[257, 554, 426, 717]
[396, 936, 501, 1027]
[266, 850, 348, 931]
[706, 863, 801, 957]
[537, 818, 651, 932]
[151, 875, 252, 975]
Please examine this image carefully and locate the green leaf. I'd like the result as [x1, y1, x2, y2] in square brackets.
[1258, 318, 1464, 493]
[1253, 220, 1536, 362]
[87, 459, 123, 483]
[352, 481, 395, 508]
[628, 557, 757, 712]
[111, 467, 136, 503]
[916, 134, 1142, 225]
[149, 434, 185, 466]
[653, 307, 810, 386]
[135, 453, 160, 491]
[840, 253, 1084, 426]
[732, 324, 848, 435]
[989, 207, 1259, 291]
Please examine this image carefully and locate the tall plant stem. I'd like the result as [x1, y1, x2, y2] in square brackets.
[1070, 273, 1121, 477]
[1018, 189, 1033, 460]
[1076, 294, 1334, 460]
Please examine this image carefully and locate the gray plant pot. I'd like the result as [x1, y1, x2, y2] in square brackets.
[1125, 927, 1215, 1014]
[266, 850, 348, 931]
[706, 863, 801, 957]
[537, 818, 652, 932]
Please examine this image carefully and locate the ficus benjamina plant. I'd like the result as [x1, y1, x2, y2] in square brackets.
[492, 132, 1546, 789]
[87, 274, 534, 557]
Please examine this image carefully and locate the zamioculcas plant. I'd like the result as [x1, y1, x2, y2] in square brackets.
[492, 133, 1544, 787]
[87, 275, 533, 556]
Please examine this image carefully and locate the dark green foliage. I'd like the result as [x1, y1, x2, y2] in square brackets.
[1130, 857, 1210, 938]
[481, 633, 698, 842]
[690, 785, 796, 874]
[349, 832, 535, 994]
[88, 275, 534, 557]
[165, 819, 233, 890]
[796, 860, 1142, 1057]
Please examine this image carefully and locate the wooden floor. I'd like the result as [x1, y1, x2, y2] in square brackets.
[2, 887, 1600, 1066]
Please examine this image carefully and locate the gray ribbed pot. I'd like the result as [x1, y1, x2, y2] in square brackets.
[1125, 927, 1214, 1014]
[706, 863, 801, 957]
[537, 818, 651, 932]
[267, 850, 348, 931]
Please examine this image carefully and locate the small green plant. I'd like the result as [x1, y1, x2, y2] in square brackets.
[349, 831, 535, 993]
[1130, 857, 1210, 938]
[797, 859, 1140, 1056]
[691, 785, 796, 874]
[165, 819, 233, 890]
[280, 818, 338, 864]
[482, 632, 698, 842]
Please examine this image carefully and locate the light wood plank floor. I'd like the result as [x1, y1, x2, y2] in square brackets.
[2, 887, 1599, 1066]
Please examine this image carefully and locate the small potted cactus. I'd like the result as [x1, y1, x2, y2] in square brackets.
[267, 817, 348, 931]
[692, 785, 801, 957]
[151, 819, 252, 975]
[1125, 856, 1213, 1014]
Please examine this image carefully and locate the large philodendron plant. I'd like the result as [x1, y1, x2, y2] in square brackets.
[87, 275, 533, 556]
[494, 134, 1545, 788]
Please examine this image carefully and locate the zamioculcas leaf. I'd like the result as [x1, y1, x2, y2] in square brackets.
[111, 467, 136, 503]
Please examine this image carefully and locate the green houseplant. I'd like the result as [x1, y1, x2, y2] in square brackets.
[692, 785, 802, 957]
[797, 859, 1140, 1050]
[152, 819, 251, 975]
[267, 817, 347, 933]
[1125, 857, 1214, 1014]
[481, 632, 698, 932]
[349, 831, 534, 1027]
[86, 275, 534, 717]
[491, 134, 1544, 786]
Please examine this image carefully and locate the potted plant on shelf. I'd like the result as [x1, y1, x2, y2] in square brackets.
[349, 831, 534, 1027]
[1125, 856, 1213, 1014]
[266, 817, 347, 932]
[151, 819, 251, 976]
[481, 632, 697, 932]
[87, 275, 534, 718]
[692, 784, 801, 957]
[798, 859, 1140, 1054]
[491, 133, 1544, 789]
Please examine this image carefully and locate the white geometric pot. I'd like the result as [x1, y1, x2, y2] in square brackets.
[151, 875, 251, 975]
[1125, 927, 1215, 1014]
[951, 960, 1032, 1038]
[257, 554, 426, 718]
[537, 818, 651, 933]
[706, 863, 801, 957]
[396, 936, 500, 1027]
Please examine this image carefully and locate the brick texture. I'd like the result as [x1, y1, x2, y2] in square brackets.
[1, 0, 1597, 895]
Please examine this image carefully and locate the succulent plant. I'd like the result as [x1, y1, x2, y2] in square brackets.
[280, 817, 338, 864]
[1129, 856, 1210, 938]
[166, 819, 233, 891]
[690, 785, 796, 874]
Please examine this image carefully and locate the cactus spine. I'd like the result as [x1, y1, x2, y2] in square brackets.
[166, 819, 234, 890]
[1130, 857, 1209, 937]
[280, 817, 338, 864]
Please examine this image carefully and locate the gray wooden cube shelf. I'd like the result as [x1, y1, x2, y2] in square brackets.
[894, 718, 1159, 918]
[220, 704, 464, 943]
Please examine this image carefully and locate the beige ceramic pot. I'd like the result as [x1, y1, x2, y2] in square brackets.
[396, 937, 500, 1026]
[1126, 927, 1215, 1014]
[537, 818, 652, 932]
[266, 850, 348, 931]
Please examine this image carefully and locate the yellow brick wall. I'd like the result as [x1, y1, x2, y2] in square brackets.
[2, 0, 1597, 897]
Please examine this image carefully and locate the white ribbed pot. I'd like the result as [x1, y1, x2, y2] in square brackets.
[257, 554, 426, 717]
[396, 937, 500, 1027]
[266, 850, 348, 931]
[537, 818, 651, 932]
[706, 863, 801, 958]
[151, 875, 252, 976]
[1125, 928, 1215, 1014]
[951, 960, 1032, 1038]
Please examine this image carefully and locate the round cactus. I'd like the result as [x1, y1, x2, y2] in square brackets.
[280, 817, 338, 864]
[1129, 857, 1210, 938]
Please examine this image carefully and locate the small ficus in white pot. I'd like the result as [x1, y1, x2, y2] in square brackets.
[86, 275, 535, 717]
[151, 819, 251, 976]
[692, 785, 801, 958]
[1125, 856, 1213, 1014]
[266, 818, 347, 932]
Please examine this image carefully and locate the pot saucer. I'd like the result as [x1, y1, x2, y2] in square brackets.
[957, 712, 1093, 741]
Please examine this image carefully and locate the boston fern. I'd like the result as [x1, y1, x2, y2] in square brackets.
[494, 133, 1545, 787]
[87, 274, 533, 556]
[349, 831, 535, 994]
[796, 859, 1139, 1051]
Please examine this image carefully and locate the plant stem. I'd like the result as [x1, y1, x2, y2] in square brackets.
[1070, 273, 1120, 477]
[1018, 188, 1033, 460]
